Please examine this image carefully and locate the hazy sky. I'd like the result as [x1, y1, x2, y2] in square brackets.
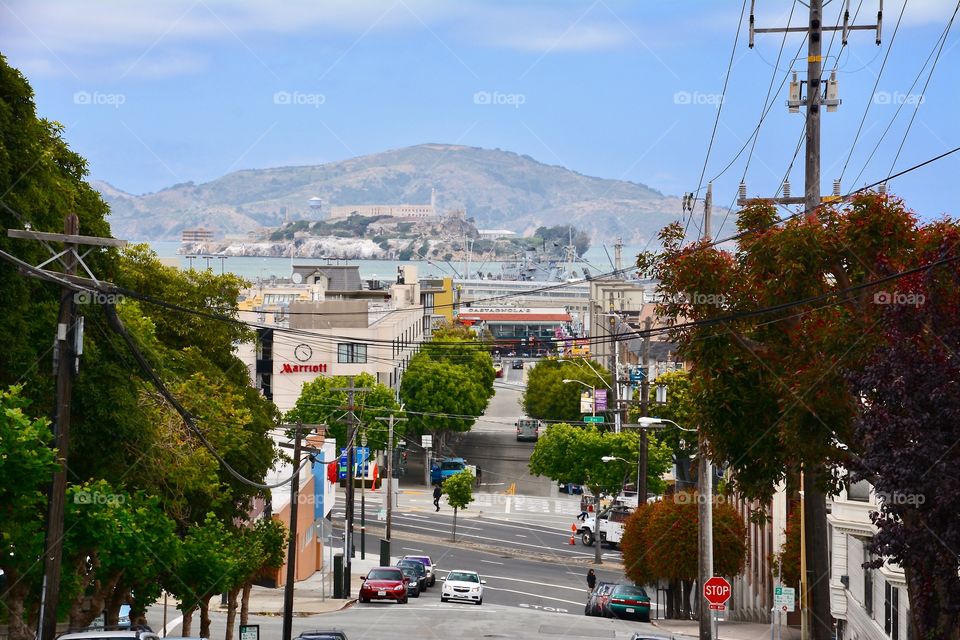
[2, 0, 957, 238]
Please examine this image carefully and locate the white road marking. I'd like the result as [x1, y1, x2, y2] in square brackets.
[402, 547, 423, 552]
[163, 615, 183, 636]
[389, 522, 600, 558]
[515, 534, 527, 538]
[479, 559, 504, 565]
[480, 573, 593, 593]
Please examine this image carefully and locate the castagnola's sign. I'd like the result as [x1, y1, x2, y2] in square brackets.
[280, 363, 328, 373]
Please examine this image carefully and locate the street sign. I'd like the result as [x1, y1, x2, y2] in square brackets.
[704, 576, 731, 607]
[774, 586, 795, 612]
[584, 416, 605, 424]
[594, 389, 607, 411]
[421, 435, 433, 449]
[579, 390, 593, 414]
[709, 603, 726, 611]
[239, 625, 259, 640]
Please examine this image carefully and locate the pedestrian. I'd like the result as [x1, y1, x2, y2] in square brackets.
[586, 569, 597, 592]
[433, 484, 442, 512]
[577, 505, 589, 522]
[476, 466, 482, 487]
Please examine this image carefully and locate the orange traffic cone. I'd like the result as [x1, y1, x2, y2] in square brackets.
[569, 523, 577, 545]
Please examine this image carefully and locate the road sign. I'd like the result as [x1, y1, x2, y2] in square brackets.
[774, 586, 795, 612]
[704, 576, 731, 606]
[709, 603, 726, 611]
[421, 435, 433, 449]
[239, 625, 259, 640]
[594, 389, 607, 411]
[584, 416, 605, 424]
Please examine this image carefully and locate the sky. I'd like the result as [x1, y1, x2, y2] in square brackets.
[2, 0, 958, 239]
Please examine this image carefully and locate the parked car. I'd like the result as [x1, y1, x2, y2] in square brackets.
[558, 481, 584, 494]
[430, 457, 467, 485]
[440, 569, 486, 605]
[605, 583, 651, 622]
[512, 359, 524, 370]
[493, 362, 504, 378]
[401, 554, 437, 586]
[295, 632, 348, 640]
[584, 581, 616, 617]
[396, 558, 428, 592]
[58, 627, 161, 640]
[358, 567, 408, 604]
[397, 566, 421, 597]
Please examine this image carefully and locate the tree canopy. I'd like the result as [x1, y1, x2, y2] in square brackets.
[523, 358, 612, 422]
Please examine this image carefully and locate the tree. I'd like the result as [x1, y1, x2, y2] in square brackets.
[620, 492, 747, 618]
[845, 239, 960, 640]
[530, 423, 670, 564]
[631, 369, 697, 489]
[442, 470, 475, 542]
[0, 386, 57, 640]
[637, 193, 950, 640]
[239, 518, 286, 627]
[285, 372, 400, 451]
[523, 359, 612, 422]
[224, 519, 286, 640]
[401, 328, 494, 447]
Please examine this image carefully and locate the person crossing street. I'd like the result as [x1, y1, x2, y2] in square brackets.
[433, 484, 442, 511]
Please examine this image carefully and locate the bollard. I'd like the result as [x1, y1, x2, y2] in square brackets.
[333, 553, 344, 599]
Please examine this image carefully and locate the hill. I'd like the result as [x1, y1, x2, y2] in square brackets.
[95, 143, 688, 243]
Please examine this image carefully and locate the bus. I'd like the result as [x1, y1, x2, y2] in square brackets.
[516, 418, 542, 442]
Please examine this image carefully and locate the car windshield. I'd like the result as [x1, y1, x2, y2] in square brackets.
[399, 561, 423, 572]
[447, 572, 480, 582]
[406, 556, 431, 567]
[400, 568, 416, 577]
[441, 462, 464, 470]
[614, 585, 648, 598]
[366, 569, 402, 580]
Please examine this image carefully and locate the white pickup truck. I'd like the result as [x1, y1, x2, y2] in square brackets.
[577, 504, 634, 547]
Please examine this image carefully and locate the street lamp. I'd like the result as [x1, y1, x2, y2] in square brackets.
[562, 378, 595, 417]
[633, 417, 713, 638]
[601, 456, 636, 501]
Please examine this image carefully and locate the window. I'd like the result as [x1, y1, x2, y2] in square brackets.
[848, 478, 871, 502]
[885, 582, 899, 639]
[338, 343, 367, 363]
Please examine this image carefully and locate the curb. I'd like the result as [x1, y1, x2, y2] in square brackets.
[242, 598, 357, 617]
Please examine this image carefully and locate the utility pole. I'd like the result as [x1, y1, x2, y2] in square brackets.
[746, 5, 881, 639]
[333, 377, 370, 598]
[8, 216, 126, 640]
[698, 182, 715, 640]
[638, 317, 652, 505]
[281, 422, 305, 640]
[375, 412, 407, 564]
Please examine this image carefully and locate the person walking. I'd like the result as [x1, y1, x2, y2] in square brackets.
[433, 484, 442, 512]
[586, 569, 597, 592]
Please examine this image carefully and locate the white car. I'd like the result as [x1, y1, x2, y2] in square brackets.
[440, 569, 486, 605]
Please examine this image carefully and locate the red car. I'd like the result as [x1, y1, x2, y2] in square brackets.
[359, 567, 409, 604]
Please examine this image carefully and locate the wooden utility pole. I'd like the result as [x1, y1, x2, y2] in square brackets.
[638, 317, 652, 505]
[746, 4, 881, 639]
[8, 216, 126, 640]
[333, 377, 370, 598]
[375, 412, 408, 563]
[281, 422, 305, 640]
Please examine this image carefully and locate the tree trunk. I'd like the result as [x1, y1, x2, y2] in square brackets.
[240, 582, 252, 626]
[5, 581, 33, 640]
[181, 607, 194, 636]
[452, 507, 458, 541]
[199, 597, 212, 640]
[666, 578, 681, 619]
[803, 470, 833, 640]
[104, 585, 127, 627]
[904, 544, 960, 640]
[680, 578, 693, 619]
[224, 589, 239, 640]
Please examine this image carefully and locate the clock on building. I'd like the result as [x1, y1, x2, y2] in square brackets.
[294, 343, 313, 362]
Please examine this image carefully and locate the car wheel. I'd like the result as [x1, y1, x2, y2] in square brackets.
[581, 532, 594, 546]
[441, 596, 448, 603]
[431, 577, 436, 587]
[359, 596, 368, 603]
[400, 596, 408, 604]
[477, 598, 482, 605]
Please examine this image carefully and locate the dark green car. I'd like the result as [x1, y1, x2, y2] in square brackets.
[605, 584, 651, 622]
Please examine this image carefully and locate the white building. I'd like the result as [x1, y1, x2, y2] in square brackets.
[829, 480, 910, 640]
[236, 264, 425, 412]
[328, 190, 438, 221]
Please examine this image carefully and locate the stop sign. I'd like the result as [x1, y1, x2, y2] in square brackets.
[703, 576, 731, 606]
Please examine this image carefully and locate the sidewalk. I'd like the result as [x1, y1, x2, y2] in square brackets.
[652, 618, 801, 640]
[232, 555, 385, 616]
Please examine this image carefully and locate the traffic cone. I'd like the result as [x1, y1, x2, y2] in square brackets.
[569, 523, 577, 545]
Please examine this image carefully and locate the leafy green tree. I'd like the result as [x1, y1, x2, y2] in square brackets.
[442, 471, 475, 542]
[401, 327, 494, 446]
[523, 359, 612, 422]
[620, 492, 747, 618]
[0, 386, 57, 640]
[285, 371, 400, 451]
[239, 518, 286, 626]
